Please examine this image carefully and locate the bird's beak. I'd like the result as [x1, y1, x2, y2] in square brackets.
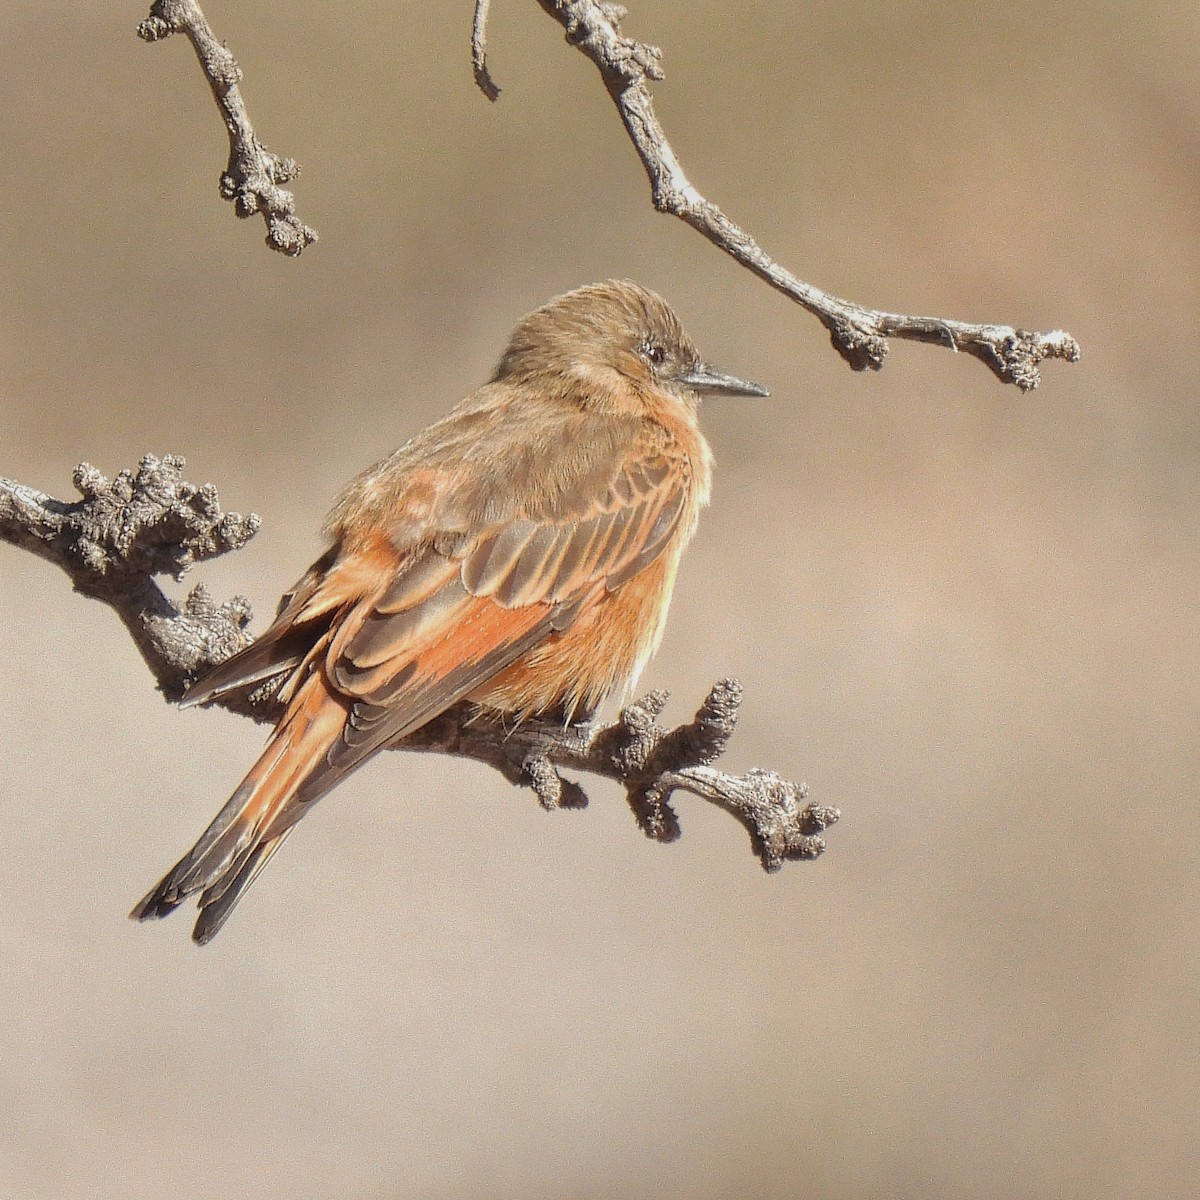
[676, 363, 770, 398]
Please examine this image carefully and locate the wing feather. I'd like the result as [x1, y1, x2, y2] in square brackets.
[457, 450, 691, 611]
[333, 581, 472, 679]
[492, 525, 566, 606]
[606, 485, 687, 590]
[374, 549, 462, 614]
[461, 520, 539, 595]
[307, 598, 567, 792]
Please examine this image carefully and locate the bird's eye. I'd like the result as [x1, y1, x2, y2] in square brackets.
[642, 341, 668, 367]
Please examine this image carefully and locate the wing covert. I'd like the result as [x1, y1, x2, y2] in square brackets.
[461, 449, 689, 609]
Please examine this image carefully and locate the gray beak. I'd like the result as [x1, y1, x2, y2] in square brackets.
[677, 362, 770, 398]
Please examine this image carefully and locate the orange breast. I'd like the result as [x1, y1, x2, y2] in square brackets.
[470, 549, 681, 721]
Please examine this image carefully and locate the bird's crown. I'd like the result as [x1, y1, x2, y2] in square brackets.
[495, 280, 699, 392]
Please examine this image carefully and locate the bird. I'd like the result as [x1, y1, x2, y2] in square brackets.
[130, 280, 768, 943]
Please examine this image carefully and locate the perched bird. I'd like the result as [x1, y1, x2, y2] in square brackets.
[131, 280, 768, 943]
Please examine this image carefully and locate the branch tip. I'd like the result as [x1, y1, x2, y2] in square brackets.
[523, 753, 588, 810]
[140, 0, 317, 254]
[993, 328, 1082, 392]
[472, 0, 502, 101]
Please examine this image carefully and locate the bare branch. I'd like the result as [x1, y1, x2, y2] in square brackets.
[472, 0, 502, 101]
[532, 0, 1081, 390]
[138, 0, 318, 255]
[409, 680, 837, 870]
[1, 458, 837, 870]
[0, 455, 259, 703]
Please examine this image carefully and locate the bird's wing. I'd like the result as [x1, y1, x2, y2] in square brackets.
[180, 434, 690, 816]
[305, 442, 692, 784]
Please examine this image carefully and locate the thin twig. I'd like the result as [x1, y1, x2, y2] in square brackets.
[472, 0, 502, 101]
[0, 457, 837, 869]
[532, 0, 1080, 390]
[138, 0, 317, 255]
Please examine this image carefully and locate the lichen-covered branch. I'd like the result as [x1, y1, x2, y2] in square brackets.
[521, 0, 1079, 390]
[138, 0, 317, 255]
[0, 457, 837, 869]
[0, 455, 260, 702]
[409, 681, 837, 869]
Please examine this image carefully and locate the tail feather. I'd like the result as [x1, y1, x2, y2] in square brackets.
[191, 829, 294, 945]
[130, 674, 347, 942]
[131, 775, 266, 917]
[129, 766, 282, 923]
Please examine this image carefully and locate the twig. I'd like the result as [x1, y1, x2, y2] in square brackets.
[531, 0, 1080, 390]
[0, 457, 837, 869]
[138, 0, 318, 255]
[472, 0, 502, 101]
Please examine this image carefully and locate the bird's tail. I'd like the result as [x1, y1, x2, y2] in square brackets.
[130, 673, 347, 944]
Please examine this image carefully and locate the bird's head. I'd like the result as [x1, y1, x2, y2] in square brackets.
[495, 280, 768, 411]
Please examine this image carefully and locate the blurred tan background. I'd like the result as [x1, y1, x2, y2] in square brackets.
[1, 1, 1197, 1197]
